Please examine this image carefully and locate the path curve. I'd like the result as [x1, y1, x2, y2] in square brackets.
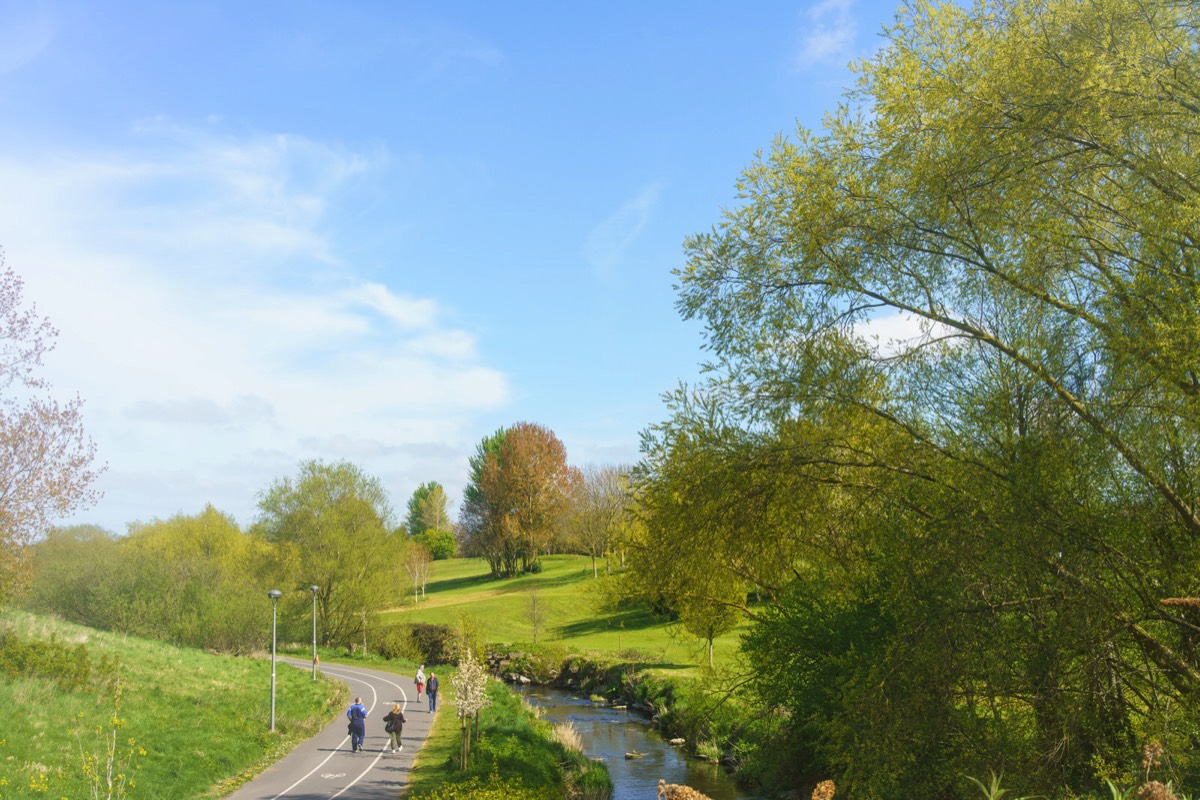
[223, 658, 436, 800]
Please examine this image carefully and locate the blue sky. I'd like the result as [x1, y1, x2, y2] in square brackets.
[0, 0, 899, 532]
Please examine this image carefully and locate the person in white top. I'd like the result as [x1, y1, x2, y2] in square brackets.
[415, 664, 426, 701]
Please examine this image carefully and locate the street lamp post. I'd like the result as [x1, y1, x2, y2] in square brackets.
[309, 585, 319, 680]
[268, 589, 282, 731]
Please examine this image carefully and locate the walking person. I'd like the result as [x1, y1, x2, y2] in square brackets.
[415, 664, 425, 701]
[382, 703, 406, 753]
[426, 672, 439, 713]
[346, 697, 368, 752]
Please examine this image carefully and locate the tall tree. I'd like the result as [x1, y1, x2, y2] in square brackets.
[458, 427, 507, 568]
[404, 481, 449, 537]
[634, 0, 1200, 794]
[459, 422, 581, 577]
[568, 464, 630, 577]
[0, 255, 102, 603]
[254, 460, 405, 645]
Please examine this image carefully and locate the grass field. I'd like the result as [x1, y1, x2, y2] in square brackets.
[386, 555, 747, 674]
[0, 610, 343, 800]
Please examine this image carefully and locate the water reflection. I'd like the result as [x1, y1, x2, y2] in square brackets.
[514, 685, 755, 800]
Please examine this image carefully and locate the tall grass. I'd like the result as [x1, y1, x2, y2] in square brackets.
[0, 610, 343, 799]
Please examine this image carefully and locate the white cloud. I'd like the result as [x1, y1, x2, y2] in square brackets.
[0, 123, 509, 531]
[583, 183, 663, 278]
[857, 310, 956, 357]
[795, 0, 857, 68]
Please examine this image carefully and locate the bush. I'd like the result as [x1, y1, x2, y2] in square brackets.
[373, 623, 417, 661]
[416, 529, 457, 560]
[0, 629, 116, 691]
[410, 622, 456, 664]
[414, 772, 558, 800]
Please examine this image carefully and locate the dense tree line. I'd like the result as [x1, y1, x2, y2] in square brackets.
[24, 461, 412, 653]
[628, 0, 1200, 796]
[22, 441, 635, 655]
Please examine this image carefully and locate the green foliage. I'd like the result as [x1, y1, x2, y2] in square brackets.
[406, 482, 451, 538]
[254, 460, 407, 647]
[412, 771, 559, 800]
[627, 0, 1200, 796]
[417, 528, 457, 560]
[409, 680, 610, 800]
[25, 509, 282, 654]
[0, 629, 116, 691]
[0, 610, 343, 800]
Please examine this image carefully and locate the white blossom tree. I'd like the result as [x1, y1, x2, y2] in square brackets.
[450, 648, 491, 769]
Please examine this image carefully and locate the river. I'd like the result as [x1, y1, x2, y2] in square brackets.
[514, 684, 759, 800]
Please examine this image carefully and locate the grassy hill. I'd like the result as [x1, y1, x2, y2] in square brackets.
[386, 555, 746, 673]
[0, 610, 343, 800]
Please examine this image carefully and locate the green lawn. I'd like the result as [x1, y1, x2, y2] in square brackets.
[0, 610, 343, 800]
[387, 555, 747, 675]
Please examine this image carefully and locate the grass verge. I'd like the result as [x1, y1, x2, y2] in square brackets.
[0, 609, 344, 800]
[406, 676, 611, 800]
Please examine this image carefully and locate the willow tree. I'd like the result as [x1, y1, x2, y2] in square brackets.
[636, 0, 1200, 795]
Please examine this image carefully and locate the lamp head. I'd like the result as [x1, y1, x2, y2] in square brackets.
[268, 589, 283, 600]
[310, 585, 319, 593]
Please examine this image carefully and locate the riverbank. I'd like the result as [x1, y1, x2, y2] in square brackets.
[487, 649, 746, 780]
[514, 683, 755, 800]
[405, 678, 612, 800]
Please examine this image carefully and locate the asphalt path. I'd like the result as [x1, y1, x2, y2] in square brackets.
[223, 658, 438, 800]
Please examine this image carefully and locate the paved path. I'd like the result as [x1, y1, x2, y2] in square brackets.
[224, 659, 437, 800]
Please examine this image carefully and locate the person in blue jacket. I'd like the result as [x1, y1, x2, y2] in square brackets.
[346, 697, 368, 752]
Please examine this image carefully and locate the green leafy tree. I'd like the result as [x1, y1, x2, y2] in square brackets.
[415, 528, 456, 560]
[254, 460, 405, 646]
[405, 481, 450, 537]
[24, 525, 120, 627]
[635, 0, 1200, 794]
[567, 464, 629, 578]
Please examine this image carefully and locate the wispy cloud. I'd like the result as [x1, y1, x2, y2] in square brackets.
[583, 183, 663, 278]
[0, 122, 508, 530]
[795, 0, 857, 69]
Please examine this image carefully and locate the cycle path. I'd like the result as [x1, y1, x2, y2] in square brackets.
[224, 658, 438, 800]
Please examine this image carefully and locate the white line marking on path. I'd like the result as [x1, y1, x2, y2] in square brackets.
[269, 671, 378, 800]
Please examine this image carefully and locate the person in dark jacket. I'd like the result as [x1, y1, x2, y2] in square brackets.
[426, 673, 439, 713]
[383, 703, 406, 752]
[346, 697, 368, 752]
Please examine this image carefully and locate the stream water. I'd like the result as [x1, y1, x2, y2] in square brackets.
[514, 684, 758, 800]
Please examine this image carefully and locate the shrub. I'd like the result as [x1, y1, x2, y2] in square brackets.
[0, 630, 116, 691]
[414, 772, 558, 800]
[416, 529, 457, 560]
[409, 622, 456, 664]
